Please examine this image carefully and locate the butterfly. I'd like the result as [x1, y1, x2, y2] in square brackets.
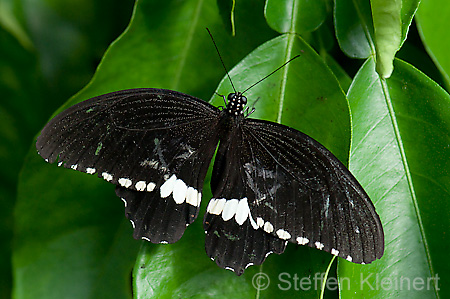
[36, 82, 384, 275]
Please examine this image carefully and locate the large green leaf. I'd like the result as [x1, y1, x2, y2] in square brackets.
[339, 57, 449, 297]
[14, 0, 276, 298]
[396, 40, 446, 89]
[133, 33, 349, 298]
[416, 0, 450, 88]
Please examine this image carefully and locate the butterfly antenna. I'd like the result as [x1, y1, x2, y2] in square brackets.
[206, 28, 237, 93]
[241, 54, 301, 94]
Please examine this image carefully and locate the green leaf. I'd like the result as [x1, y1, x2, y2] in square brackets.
[264, 0, 327, 34]
[334, 0, 375, 58]
[370, 0, 402, 77]
[134, 33, 350, 298]
[416, 0, 450, 88]
[339, 57, 449, 297]
[400, 0, 421, 43]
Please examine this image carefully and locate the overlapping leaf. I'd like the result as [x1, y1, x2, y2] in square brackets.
[339, 57, 449, 298]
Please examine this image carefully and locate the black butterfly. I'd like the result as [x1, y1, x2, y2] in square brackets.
[36, 87, 384, 275]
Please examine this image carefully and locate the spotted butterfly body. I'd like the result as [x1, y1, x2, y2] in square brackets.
[36, 87, 384, 275]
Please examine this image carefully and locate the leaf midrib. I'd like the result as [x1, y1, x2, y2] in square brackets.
[276, 33, 295, 124]
[172, 0, 204, 90]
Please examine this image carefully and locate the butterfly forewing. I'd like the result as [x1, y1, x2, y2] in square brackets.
[37, 88, 221, 243]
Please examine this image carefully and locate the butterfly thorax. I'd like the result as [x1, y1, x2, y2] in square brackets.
[225, 92, 247, 116]
[215, 92, 247, 142]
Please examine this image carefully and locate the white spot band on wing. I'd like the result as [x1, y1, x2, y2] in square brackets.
[147, 182, 156, 192]
[315, 242, 324, 250]
[118, 178, 132, 188]
[222, 199, 239, 221]
[135, 181, 147, 191]
[296, 237, 309, 245]
[186, 187, 200, 207]
[172, 179, 188, 204]
[102, 172, 113, 181]
[276, 229, 291, 240]
[263, 222, 274, 233]
[234, 198, 250, 225]
[160, 174, 177, 198]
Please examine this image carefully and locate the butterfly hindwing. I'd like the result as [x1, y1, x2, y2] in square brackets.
[203, 210, 287, 275]
[204, 125, 287, 275]
[115, 184, 196, 243]
[37, 88, 220, 243]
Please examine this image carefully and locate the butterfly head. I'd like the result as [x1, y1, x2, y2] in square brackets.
[226, 92, 247, 116]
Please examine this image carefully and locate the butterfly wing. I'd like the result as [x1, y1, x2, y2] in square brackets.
[203, 123, 287, 275]
[204, 118, 384, 274]
[37, 88, 220, 243]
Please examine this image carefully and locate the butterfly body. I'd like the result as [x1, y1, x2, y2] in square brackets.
[36, 88, 384, 275]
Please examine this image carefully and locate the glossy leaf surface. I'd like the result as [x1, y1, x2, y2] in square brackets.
[340, 57, 449, 298]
